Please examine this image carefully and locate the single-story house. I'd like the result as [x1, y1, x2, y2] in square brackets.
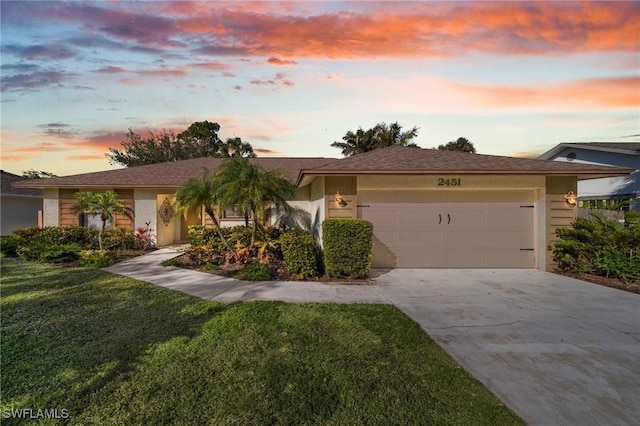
[1, 170, 43, 236]
[14, 146, 633, 271]
[538, 142, 640, 210]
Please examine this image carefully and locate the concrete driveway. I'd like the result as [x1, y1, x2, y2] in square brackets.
[371, 269, 640, 426]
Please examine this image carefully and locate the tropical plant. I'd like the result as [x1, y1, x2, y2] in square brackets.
[331, 122, 419, 156]
[437, 137, 477, 153]
[71, 191, 134, 250]
[551, 213, 640, 282]
[174, 169, 231, 250]
[214, 158, 295, 245]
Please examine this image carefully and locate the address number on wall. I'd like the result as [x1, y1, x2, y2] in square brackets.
[437, 178, 461, 186]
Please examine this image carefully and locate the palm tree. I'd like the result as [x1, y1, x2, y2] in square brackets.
[174, 169, 231, 250]
[370, 122, 419, 150]
[437, 137, 476, 153]
[331, 122, 419, 157]
[330, 128, 374, 157]
[71, 191, 134, 250]
[214, 158, 295, 245]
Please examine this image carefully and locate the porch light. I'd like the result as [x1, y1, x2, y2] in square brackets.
[563, 191, 578, 206]
[334, 191, 347, 207]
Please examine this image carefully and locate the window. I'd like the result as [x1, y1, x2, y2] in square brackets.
[222, 204, 251, 219]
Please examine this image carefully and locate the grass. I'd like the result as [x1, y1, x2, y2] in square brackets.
[1, 258, 524, 425]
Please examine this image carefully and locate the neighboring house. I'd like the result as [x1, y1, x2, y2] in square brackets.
[14, 146, 633, 271]
[1, 170, 43, 235]
[538, 142, 640, 210]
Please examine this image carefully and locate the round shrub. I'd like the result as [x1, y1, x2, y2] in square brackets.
[0, 235, 22, 257]
[279, 229, 319, 278]
[78, 250, 115, 268]
[235, 261, 272, 281]
[39, 243, 82, 263]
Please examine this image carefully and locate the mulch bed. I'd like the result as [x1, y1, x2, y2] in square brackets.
[558, 271, 640, 295]
[166, 253, 368, 283]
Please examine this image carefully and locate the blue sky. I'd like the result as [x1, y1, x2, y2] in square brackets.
[1, 1, 638, 176]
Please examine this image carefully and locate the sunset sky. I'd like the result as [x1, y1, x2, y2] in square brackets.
[1, 1, 639, 176]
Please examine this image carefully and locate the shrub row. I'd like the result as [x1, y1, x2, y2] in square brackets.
[188, 219, 375, 280]
[1, 226, 135, 264]
[551, 214, 640, 282]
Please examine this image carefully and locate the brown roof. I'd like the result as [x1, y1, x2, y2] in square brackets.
[13, 157, 334, 189]
[1, 170, 43, 197]
[297, 146, 634, 185]
[13, 147, 633, 190]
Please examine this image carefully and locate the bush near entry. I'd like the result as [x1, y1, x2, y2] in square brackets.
[551, 214, 640, 282]
[322, 218, 373, 279]
[279, 229, 320, 278]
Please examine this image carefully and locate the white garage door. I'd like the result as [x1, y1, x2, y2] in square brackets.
[361, 200, 536, 268]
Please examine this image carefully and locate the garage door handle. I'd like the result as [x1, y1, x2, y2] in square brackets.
[447, 214, 451, 224]
[438, 214, 442, 224]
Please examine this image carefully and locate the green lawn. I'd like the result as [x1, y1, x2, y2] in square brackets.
[1, 259, 523, 425]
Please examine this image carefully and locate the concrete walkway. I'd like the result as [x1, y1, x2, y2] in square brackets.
[104, 248, 388, 304]
[104, 248, 640, 426]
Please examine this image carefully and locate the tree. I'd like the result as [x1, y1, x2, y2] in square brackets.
[437, 137, 476, 153]
[22, 169, 57, 179]
[214, 158, 295, 245]
[71, 191, 134, 250]
[174, 169, 231, 250]
[106, 121, 255, 167]
[331, 122, 419, 156]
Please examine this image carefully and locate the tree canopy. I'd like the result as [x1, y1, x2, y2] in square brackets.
[106, 121, 256, 167]
[437, 137, 477, 153]
[22, 170, 57, 179]
[331, 122, 419, 157]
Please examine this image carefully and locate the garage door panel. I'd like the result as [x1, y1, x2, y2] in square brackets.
[362, 195, 536, 268]
[398, 249, 444, 268]
[374, 230, 400, 248]
[488, 230, 533, 249]
[487, 251, 535, 268]
[400, 230, 441, 248]
[442, 250, 487, 268]
[444, 231, 488, 249]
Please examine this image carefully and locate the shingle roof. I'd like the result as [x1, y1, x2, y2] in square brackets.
[13, 147, 633, 191]
[13, 157, 334, 189]
[538, 142, 640, 159]
[1, 170, 43, 197]
[297, 146, 634, 184]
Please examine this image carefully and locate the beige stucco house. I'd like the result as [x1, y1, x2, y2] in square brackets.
[14, 146, 633, 271]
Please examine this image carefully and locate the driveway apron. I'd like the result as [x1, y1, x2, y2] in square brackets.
[371, 269, 640, 426]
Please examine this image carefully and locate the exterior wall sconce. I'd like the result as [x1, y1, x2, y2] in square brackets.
[563, 191, 578, 206]
[334, 191, 347, 207]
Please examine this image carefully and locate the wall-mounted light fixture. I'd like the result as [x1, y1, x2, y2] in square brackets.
[563, 191, 578, 206]
[334, 191, 347, 207]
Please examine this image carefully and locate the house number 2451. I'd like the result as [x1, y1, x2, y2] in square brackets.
[437, 178, 461, 186]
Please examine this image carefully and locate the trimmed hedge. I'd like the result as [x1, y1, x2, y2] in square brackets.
[279, 229, 319, 278]
[322, 218, 373, 278]
[7, 226, 135, 262]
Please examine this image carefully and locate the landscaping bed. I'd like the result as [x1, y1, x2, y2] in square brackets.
[558, 271, 640, 294]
